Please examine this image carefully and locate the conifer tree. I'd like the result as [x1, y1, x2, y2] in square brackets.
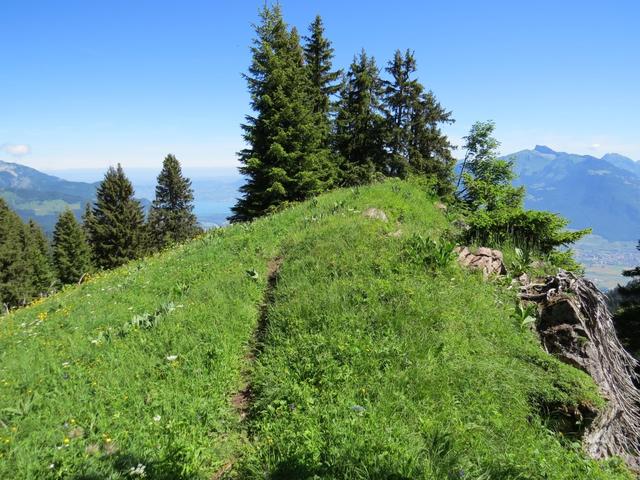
[613, 242, 640, 357]
[24, 220, 55, 295]
[408, 91, 456, 196]
[303, 15, 342, 117]
[82, 201, 95, 242]
[52, 208, 93, 284]
[334, 50, 386, 185]
[231, 5, 334, 222]
[382, 50, 421, 176]
[86, 164, 146, 269]
[147, 154, 200, 249]
[0, 198, 30, 309]
[381, 50, 456, 193]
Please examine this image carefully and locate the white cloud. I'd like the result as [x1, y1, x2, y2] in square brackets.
[2, 143, 31, 156]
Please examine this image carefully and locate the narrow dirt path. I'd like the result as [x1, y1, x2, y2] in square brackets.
[213, 256, 283, 479]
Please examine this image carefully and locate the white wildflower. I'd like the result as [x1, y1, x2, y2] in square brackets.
[153, 415, 161, 422]
[128, 463, 146, 477]
[166, 355, 178, 362]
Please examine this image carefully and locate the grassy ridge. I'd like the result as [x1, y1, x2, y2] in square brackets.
[0, 180, 632, 479]
[237, 182, 629, 479]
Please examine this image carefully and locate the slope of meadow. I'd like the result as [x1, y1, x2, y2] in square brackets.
[0, 180, 632, 479]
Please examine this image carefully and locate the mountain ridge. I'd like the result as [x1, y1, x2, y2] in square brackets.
[0, 159, 150, 233]
[503, 146, 640, 241]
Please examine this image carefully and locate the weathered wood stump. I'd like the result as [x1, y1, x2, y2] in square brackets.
[521, 271, 640, 470]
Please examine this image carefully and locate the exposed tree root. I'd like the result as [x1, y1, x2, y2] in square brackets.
[521, 271, 640, 470]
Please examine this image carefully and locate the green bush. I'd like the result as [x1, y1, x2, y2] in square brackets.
[465, 208, 590, 255]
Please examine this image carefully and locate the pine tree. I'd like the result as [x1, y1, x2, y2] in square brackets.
[303, 15, 342, 117]
[52, 208, 93, 284]
[231, 5, 334, 222]
[24, 220, 55, 295]
[334, 50, 386, 185]
[147, 154, 200, 249]
[86, 164, 146, 269]
[0, 198, 30, 309]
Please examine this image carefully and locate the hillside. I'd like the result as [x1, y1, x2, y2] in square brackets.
[505, 146, 640, 241]
[0, 159, 98, 233]
[0, 180, 632, 479]
[0, 160, 151, 233]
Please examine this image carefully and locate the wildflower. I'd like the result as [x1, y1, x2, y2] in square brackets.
[63, 437, 70, 445]
[166, 355, 178, 362]
[153, 415, 161, 422]
[48, 463, 55, 469]
[128, 463, 146, 477]
[62, 361, 70, 368]
[37, 312, 47, 321]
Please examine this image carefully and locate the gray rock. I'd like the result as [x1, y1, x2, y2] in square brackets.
[362, 208, 388, 222]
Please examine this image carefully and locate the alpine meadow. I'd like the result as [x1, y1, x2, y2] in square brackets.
[1, 3, 640, 480]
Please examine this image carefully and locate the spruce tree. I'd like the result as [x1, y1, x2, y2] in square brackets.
[82, 201, 95, 243]
[231, 5, 333, 222]
[382, 50, 421, 176]
[613, 242, 640, 357]
[381, 50, 456, 193]
[86, 164, 146, 269]
[303, 15, 342, 117]
[334, 50, 386, 185]
[408, 90, 456, 196]
[0, 198, 30, 309]
[52, 208, 93, 284]
[147, 154, 200, 249]
[24, 220, 56, 295]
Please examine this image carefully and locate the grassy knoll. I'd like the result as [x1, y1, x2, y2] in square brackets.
[236, 182, 630, 479]
[0, 179, 633, 479]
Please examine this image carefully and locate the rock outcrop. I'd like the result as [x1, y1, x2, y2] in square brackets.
[455, 246, 507, 278]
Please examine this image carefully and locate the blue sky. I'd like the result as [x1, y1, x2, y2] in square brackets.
[1, 0, 639, 170]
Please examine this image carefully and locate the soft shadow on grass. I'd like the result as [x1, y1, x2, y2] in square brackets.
[71, 451, 207, 480]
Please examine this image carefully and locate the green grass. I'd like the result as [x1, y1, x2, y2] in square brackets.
[0, 179, 633, 479]
[0, 215, 286, 478]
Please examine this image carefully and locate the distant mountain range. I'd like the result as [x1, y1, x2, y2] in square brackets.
[0, 160, 154, 234]
[4, 146, 640, 243]
[505, 145, 640, 241]
[0, 159, 99, 233]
